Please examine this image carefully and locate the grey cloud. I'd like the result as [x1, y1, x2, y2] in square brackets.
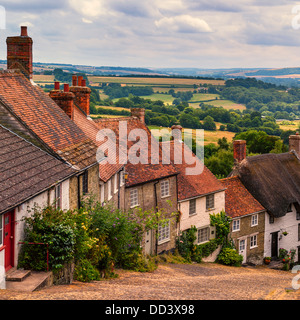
[1, 0, 68, 12]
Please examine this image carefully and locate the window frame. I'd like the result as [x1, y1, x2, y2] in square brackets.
[189, 199, 196, 216]
[206, 194, 215, 211]
[114, 174, 118, 194]
[232, 219, 240, 232]
[197, 227, 209, 244]
[158, 220, 170, 244]
[108, 179, 112, 200]
[55, 183, 62, 209]
[251, 214, 258, 227]
[130, 188, 139, 208]
[82, 171, 88, 195]
[160, 180, 170, 198]
[250, 234, 258, 249]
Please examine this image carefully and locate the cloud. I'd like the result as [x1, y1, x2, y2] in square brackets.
[155, 15, 212, 33]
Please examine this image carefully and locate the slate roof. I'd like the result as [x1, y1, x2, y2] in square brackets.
[163, 140, 225, 201]
[0, 70, 97, 170]
[0, 125, 76, 214]
[220, 176, 265, 218]
[230, 151, 300, 218]
[93, 117, 178, 186]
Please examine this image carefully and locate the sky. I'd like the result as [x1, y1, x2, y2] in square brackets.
[0, 0, 300, 69]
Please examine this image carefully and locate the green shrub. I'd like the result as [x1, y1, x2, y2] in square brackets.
[217, 248, 243, 266]
[74, 259, 100, 282]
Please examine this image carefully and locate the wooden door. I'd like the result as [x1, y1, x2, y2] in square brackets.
[239, 238, 247, 264]
[271, 232, 278, 258]
[4, 211, 14, 271]
[144, 229, 152, 255]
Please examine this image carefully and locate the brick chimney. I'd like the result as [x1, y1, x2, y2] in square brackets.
[70, 75, 91, 116]
[289, 132, 300, 158]
[171, 124, 183, 141]
[131, 108, 145, 123]
[49, 81, 75, 119]
[6, 26, 33, 80]
[233, 140, 247, 164]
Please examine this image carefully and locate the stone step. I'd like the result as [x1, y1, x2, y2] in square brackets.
[6, 271, 53, 292]
[6, 268, 31, 282]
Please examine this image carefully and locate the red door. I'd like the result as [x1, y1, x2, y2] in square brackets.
[4, 211, 14, 271]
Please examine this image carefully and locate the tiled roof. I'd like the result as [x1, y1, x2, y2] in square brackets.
[220, 176, 265, 218]
[93, 117, 178, 186]
[0, 70, 97, 170]
[0, 125, 76, 214]
[73, 107, 124, 182]
[164, 140, 225, 201]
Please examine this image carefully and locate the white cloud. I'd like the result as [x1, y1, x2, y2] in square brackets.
[68, 0, 108, 17]
[82, 17, 93, 24]
[155, 15, 212, 33]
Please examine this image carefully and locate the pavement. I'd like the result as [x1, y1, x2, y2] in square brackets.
[0, 262, 299, 300]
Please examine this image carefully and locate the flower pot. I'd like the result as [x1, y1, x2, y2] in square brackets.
[264, 259, 271, 265]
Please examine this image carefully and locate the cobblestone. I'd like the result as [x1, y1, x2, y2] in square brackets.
[0, 263, 298, 300]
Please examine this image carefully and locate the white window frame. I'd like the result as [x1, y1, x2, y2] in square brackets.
[197, 227, 209, 244]
[206, 194, 215, 211]
[232, 219, 240, 232]
[0, 215, 3, 247]
[189, 199, 196, 215]
[120, 171, 125, 187]
[251, 214, 258, 227]
[130, 188, 139, 208]
[160, 180, 170, 198]
[55, 184, 62, 209]
[158, 220, 170, 244]
[100, 183, 105, 204]
[114, 174, 118, 194]
[250, 234, 258, 249]
[108, 179, 112, 200]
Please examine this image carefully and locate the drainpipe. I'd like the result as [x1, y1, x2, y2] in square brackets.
[154, 180, 159, 255]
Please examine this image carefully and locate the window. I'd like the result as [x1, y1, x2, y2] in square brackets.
[239, 239, 245, 251]
[269, 215, 274, 224]
[161, 180, 170, 198]
[120, 171, 126, 186]
[100, 184, 105, 204]
[55, 184, 61, 209]
[189, 199, 196, 215]
[198, 227, 209, 244]
[108, 179, 112, 200]
[114, 174, 118, 194]
[232, 219, 240, 232]
[206, 194, 214, 210]
[82, 171, 88, 194]
[130, 189, 138, 208]
[250, 235, 257, 248]
[297, 212, 300, 220]
[251, 214, 258, 227]
[287, 204, 293, 212]
[158, 220, 170, 244]
[298, 224, 300, 241]
[0, 216, 2, 247]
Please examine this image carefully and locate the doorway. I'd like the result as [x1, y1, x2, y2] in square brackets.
[144, 229, 152, 255]
[271, 232, 278, 259]
[3, 211, 14, 271]
[239, 238, 247, 264]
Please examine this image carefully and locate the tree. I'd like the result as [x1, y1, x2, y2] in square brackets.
[202, 116, 216, 131]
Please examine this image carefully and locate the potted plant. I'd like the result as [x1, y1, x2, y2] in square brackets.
[264, 257, 271, 265]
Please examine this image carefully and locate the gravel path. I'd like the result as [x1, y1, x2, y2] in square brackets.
[0, 263, 298, 300]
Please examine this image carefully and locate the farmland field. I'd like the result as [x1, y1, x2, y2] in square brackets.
[33, 74, 55, 84]
[148, 125, 235, 146]
[277, 120, 300, 131]
[88, 76, 225, 86]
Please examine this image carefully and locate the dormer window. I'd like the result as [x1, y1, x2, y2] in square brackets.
[287, 204, 293, 213]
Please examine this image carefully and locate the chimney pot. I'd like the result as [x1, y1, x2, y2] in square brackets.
[20, 26, 28, 37]
[289, 134, 300, 158]
[78, 76, 83, 86]
[54, 81, 60, 90]
[82, 79, 86, 87]
[64, 83, 69, 92]
[72, 75, 77, 87]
